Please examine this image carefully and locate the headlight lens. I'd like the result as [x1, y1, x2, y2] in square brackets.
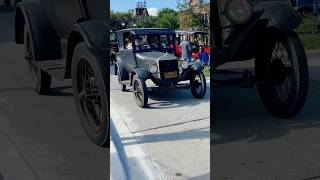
[181, 61, 189, 69]
[149, 64, 158, 73]
[225, 0, 253, 24]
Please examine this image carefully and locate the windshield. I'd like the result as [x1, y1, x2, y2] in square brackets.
[133, 34, 175, 51]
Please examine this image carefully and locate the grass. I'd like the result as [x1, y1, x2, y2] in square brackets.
[203, 65, 210, 77]
[296, 18, 320, 50]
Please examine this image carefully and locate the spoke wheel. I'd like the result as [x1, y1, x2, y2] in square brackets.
[190, 71, 207, 99]
[24, 25, 51, 95]
[72, 42, 109, 147]
[256, 30, 309, 118]
[132, 75, 148, 108]
[77, 60, 103, 132]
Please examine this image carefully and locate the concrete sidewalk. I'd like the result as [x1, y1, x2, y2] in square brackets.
[0, 124, 38, 180]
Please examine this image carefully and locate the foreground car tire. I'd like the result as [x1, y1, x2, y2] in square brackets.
[256, 30, 309, 118]
[24, 25, 52, 95]
[132, 75, 148, 108]
[190, 71, 207, 99]
[71, 42, 109, 147]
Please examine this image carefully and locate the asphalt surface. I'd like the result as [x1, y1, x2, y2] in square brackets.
[0, 7, 107, 180]
[110, 64, 210, 179]
[213, 52, 320, 179]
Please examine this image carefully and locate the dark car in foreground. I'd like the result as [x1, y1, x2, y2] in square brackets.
[15, 0, 109, 147]
[115, 28, 207, 108]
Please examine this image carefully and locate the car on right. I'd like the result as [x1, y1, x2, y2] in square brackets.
[213, 0, 309, 118]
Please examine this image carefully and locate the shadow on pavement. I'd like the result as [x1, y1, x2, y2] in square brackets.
[116, 87, 210, 109]
[213, 66, 320, 145]
[122, 126, 209, 146]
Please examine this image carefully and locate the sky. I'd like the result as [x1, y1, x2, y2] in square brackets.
[110, 0, 178, 15]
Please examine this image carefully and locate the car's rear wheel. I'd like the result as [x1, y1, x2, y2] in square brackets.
[72, 42, 109, 147]
[132, 75, 148, 108]
[190, 71, 206, 99]
[117, 68, 126, 91]
[256, 30, 309, 118]
[24, 25, 51, 95]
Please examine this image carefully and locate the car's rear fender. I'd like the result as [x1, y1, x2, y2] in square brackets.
[15, 1, 62, 61]
[115, 62, 129, 82]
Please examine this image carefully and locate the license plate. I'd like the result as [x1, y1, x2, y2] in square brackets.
[164, 71, 178, 79]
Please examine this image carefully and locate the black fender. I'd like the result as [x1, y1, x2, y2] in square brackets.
[215, 1, 301, 67]
[65, 20, 109, 78]
[191, 60, 204, 72]
[115, 62, 129, 82]
[15, 1, 62, 61]
[131, 68, 150, 85]
[255, 0, 302, 31]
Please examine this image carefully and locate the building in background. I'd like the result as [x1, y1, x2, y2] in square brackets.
[134, 0, 149, 17]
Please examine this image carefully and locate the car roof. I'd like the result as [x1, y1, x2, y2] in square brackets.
[176, 30, 208, 35]
[117, 28, 175, 35]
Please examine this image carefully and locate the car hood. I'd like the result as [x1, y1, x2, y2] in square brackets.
[136, 52, 177, 63]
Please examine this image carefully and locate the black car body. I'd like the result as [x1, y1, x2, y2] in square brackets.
[15, 0, 109, 147]
[115, 28, 207, 108]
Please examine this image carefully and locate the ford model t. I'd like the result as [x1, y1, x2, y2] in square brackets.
[213, 0, 309, 118]
[15, 0, 109, 147]
[115, 28, 207, 108]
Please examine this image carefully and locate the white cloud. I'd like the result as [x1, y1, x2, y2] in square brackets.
[148, 7, 159, 16]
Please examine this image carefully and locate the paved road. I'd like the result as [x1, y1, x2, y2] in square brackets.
[110, 65, 210, 179]
[0, 8, 107, 180]
[213, 52, 320, 180]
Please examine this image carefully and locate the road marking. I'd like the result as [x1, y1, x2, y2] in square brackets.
[110, 99, 163, 180]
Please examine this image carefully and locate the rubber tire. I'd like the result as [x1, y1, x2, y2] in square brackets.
[190, 71, 207, 99]
[117, 68, 126, 91]
[71, 42, 109, 147]
[256, 30, 309, 118]
[24, 25, 51, 95]
[132, 75, 148, 108]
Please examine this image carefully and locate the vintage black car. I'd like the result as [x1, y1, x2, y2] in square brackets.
[15, 0, 109, 147]
[213, 0, 309, 118]
[115, 28, 207, 108]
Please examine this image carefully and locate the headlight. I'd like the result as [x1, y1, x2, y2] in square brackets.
[181, 61, 189, 69]
[224, 0, 253, 24]
[149, 64, 158, 73]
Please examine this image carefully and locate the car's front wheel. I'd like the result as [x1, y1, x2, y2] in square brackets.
[190, 71, 207, 99]
[132, 75, 148, 108]
[24, 25, 51, 95]
[256, 30, 309, 118]
[71, 42, 109, 147]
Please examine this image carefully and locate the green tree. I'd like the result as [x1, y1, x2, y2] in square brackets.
[155, 8, 179, 29]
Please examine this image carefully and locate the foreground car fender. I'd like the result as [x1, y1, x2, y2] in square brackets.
[15, 1, 62, 61]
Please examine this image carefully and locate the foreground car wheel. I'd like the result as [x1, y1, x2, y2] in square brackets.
[24, 25, 51, 95]
[132, 75, 148, 108]
[190, 71, 207, 99]
[72, 42, 109, 147]
[256, 30, 309, 118]
[117, 69, 126, 91]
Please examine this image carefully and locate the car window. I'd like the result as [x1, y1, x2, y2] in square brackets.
[134, 34, 175, 51]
